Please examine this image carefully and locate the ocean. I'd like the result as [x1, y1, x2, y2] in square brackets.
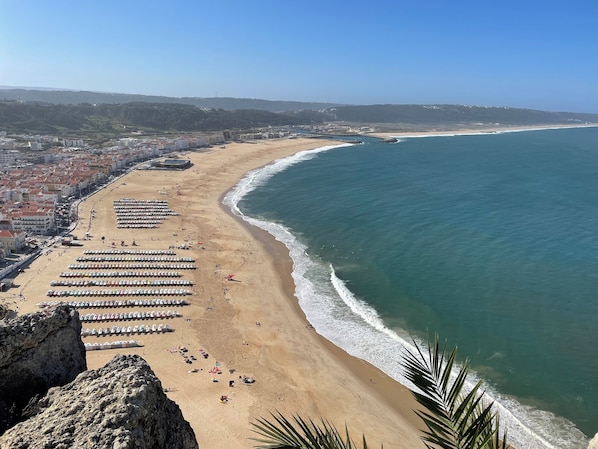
[223, 126, 598, 449]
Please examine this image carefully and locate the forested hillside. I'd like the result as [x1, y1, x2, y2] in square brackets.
[1, 94, 597, 136]
[0, 88, 339, 112]
[327, 104, 598, 125]
[0, 101, 326, 134]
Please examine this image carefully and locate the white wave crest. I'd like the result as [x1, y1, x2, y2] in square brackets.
[223, 143, 351, 216]
[328, 268, 588, 449]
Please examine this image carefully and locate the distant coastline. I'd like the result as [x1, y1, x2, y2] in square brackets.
[369, 122, 598, 139]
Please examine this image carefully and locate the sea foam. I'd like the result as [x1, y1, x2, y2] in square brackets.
[222, 141, 589, 449]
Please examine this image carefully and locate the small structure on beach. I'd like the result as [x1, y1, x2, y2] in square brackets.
[150, 159, 191, 170]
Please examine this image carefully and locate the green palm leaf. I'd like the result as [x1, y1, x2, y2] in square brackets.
[403, 334, 508, 449]
[249, 334, 508, 449]
[251, 412, 373, 449]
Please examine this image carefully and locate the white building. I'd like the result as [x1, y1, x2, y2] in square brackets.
[0, 149, 19, 166]
[10, 207, 55, 235]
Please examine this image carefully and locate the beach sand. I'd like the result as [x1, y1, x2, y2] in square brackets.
[2, 138, 425, 449]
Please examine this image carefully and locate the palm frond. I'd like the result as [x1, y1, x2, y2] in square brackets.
[251, 411, 371, 449]
[249, 333, 508, 449]
[403, 334, 508, 449]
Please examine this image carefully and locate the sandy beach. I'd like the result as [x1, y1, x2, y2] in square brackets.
[1, 137, 426, 449]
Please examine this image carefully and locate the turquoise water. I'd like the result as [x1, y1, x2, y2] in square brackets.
[224, 127, 598, 449]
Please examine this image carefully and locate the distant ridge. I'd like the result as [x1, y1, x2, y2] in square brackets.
[1, 87, 597, 134]
[0, 87, 340, 113]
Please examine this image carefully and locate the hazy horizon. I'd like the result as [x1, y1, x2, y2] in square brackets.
[4, 85, 598, 117]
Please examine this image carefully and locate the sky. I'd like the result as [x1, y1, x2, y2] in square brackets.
[1, 0, 597, 113]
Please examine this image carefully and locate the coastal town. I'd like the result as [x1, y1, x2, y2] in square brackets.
[0, 117, 365, 270]
[0, 127, 305, 275]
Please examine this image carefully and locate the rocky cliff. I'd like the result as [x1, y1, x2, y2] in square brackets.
[0, 304, 86, 433]
[0, 306, 198, 448]
[0, 354, 199, 449]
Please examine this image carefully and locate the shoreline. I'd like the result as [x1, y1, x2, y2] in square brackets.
[223, 198, 425, 432]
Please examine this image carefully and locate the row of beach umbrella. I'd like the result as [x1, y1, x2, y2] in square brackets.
[114, 205, 174, 209]
[114, 203, 174, 207]
[38, 299, 189, 308]
[50, 279, 193, 287]
[115, 215, 173, 220]
[84, 340, 141, 351]
[84, 249, 177, 255]
[114, 208, 176, 213]
[113, 206, 172, 210]
[114, 210, 177, 214]
[80, 310, 181, 321]
[117, 224, 159, 228]
[115, 213, 176, 218]
[46, 288, 192, 297]
[113, 211, 171, 215]
[115, 214, 175, 219]
[114, 204, 173, 207]
[76, 256, 195, 262]
[116, 218, 165, 222]
[116, 218, 168, 223]
[67, 263, 196, 270]
[82, 324, 173, 337]
[113, 205, 171, 210]
[113, 199, 170, 204]
[60, 271, 182, 278]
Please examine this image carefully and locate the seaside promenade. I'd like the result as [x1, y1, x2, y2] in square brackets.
[1, 138, 424, 449]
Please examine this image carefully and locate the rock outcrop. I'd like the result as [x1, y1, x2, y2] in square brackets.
[0, 354, 199, 449]
[0, 304, 86, 433]
[589, 432, 598, 449]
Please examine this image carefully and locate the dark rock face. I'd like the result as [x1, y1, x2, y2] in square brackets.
[0, 304, 86, 433]
[0, 354, 199, 449]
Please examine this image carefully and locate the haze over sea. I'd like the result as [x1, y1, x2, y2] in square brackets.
[224, 127, 598, 449]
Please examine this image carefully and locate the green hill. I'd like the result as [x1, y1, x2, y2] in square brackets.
[0, 101, 326, 134]
[0, 88, 339, 113]
[326, 104, 598, 125]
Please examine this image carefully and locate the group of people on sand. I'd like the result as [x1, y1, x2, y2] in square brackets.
[110, 240, 132, 247]
[164, 344, 256, 404]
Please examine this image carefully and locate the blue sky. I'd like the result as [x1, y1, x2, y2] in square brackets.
[1, 0, 597, 112]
